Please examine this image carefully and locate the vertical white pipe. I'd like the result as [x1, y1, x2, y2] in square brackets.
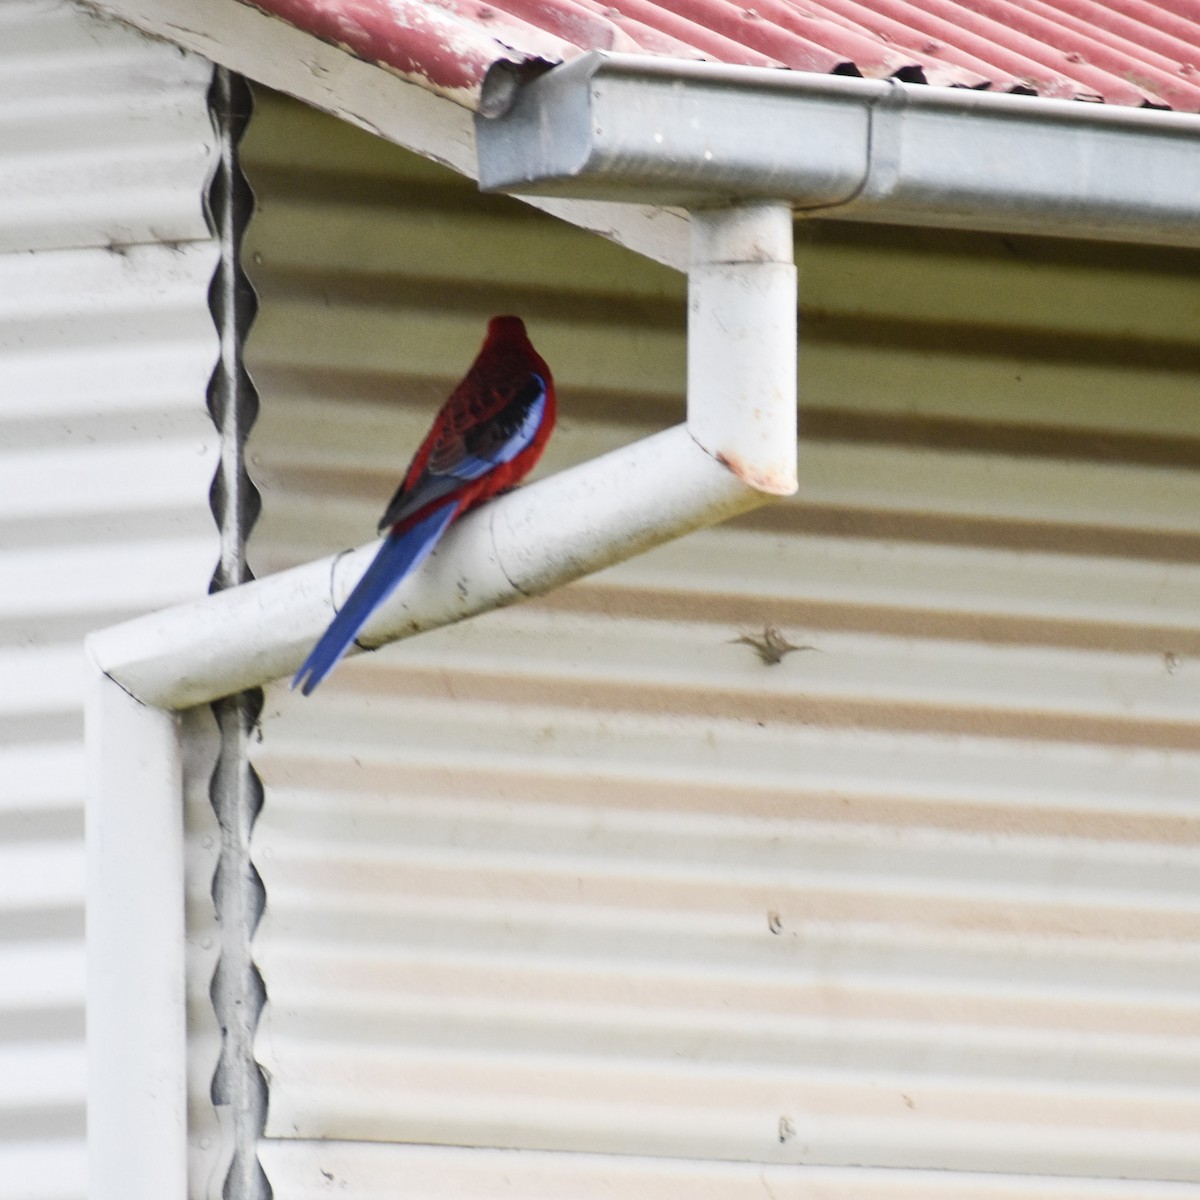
[687, 202, 798, 495]
[86, 666, 187, 1200]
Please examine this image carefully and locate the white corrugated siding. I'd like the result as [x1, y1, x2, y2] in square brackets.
[242, 91, 1200, 1195]
[0, 3, 217, 1196]
[0, 0, 213, 254]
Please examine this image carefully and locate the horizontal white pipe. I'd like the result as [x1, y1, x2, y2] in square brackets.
[85, 668, 187, 1200]
[88, 425, 770, 709]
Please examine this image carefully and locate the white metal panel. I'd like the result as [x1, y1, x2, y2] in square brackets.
[0, 4, 217, 1197]
[0, 0, 213, 254]
[253, 678, 1200, 1178]
[260, 1143, 1200, 1200]
[242, 91, 1200, 1194]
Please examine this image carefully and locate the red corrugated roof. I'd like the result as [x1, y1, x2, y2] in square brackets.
[247, 0, 1200, 110]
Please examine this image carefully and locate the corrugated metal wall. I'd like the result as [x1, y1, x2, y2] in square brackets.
[0, 3, 218, 1196]
[241, 90, 1200, 1196]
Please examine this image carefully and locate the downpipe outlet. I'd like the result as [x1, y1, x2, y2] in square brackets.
[687, 202, 798, 496]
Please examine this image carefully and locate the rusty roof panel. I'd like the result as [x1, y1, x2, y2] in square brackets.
[244, 0, 1200, 111]
[248, 0, 579, 102]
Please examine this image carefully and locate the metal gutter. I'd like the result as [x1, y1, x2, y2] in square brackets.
[477, 52, 1200, 247]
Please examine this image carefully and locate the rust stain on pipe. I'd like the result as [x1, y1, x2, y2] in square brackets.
[716, 449, 797, 496]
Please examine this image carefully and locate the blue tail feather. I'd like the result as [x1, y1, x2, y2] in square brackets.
[293, 504, 457, 695]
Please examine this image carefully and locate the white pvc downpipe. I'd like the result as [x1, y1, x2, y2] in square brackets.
[688, 203, 797, 495]
[85, 202, 798, 1200]
[86, 204, 798, 709]
[85, 669, 187, 1199]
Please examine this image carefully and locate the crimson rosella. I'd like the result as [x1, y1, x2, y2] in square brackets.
[293, 315, 556, 695]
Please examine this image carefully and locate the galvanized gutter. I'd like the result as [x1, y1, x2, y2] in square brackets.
[477, 52, 1200, 248]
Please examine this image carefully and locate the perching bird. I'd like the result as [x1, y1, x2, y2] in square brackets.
[293, 315, 556, 695]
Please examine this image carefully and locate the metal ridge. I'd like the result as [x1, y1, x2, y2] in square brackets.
[204, 65, 272, 1200]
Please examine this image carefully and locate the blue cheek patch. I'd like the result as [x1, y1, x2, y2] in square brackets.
[450, 375, 547, 480]
[495, 381, 547, 464]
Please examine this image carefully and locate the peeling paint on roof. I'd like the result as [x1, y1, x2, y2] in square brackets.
[243, 0, 568, 103]
[242, 0, 1200, 111]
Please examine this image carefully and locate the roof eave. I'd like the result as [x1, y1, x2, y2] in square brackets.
[477, 52, 1200, 248]
[80, 0, 692, 269]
